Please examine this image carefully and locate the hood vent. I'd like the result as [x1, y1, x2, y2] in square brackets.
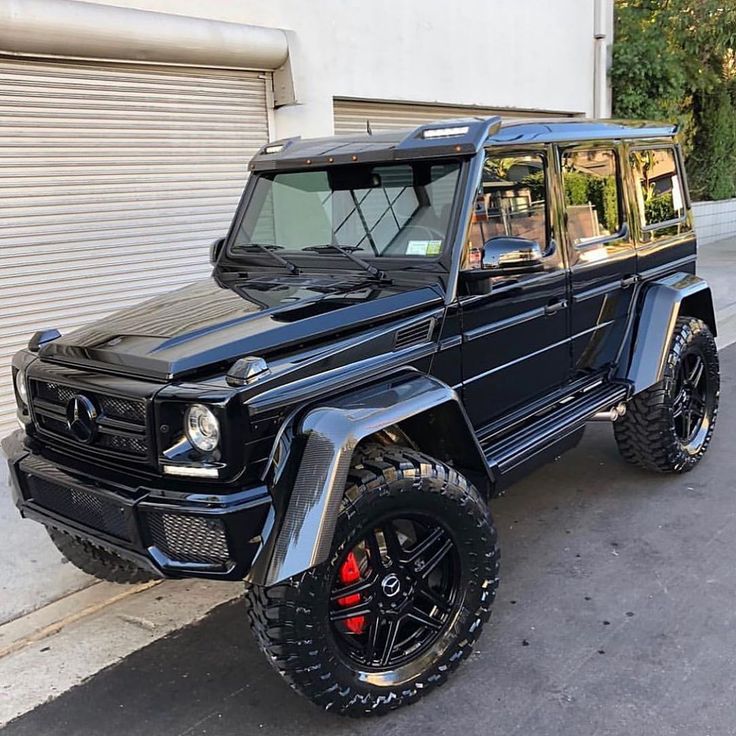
[394, 318, 435, 351]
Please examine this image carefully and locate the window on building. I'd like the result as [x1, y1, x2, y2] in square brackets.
[561, 148, 621, 246]
[630, 147, 686, 232]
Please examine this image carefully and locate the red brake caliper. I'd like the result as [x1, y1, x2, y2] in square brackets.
[337, 551, 366, 634]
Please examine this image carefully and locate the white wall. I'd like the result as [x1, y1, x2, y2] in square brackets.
[81, 0, 603, 138]
[693, 199, 736, 246]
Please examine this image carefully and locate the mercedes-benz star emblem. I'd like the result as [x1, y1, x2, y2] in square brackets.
[381, 573, 402, 598]
[65, 394, 98, 444]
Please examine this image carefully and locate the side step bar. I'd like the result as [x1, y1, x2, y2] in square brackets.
[484, 383, 629, 478]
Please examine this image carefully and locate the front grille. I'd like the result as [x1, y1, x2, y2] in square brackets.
[30, 379, 149, 460]
[26, 474, 130, 541]
[145, 511, 230, 566]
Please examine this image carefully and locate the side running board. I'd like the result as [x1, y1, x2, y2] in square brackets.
[483, 383, 629, 478]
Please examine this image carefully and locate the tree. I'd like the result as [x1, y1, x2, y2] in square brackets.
[611, 0, 736, 200]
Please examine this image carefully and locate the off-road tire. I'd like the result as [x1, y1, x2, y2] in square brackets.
[614, 316, 719, 473]
[244, 444, 500, 717]
[47, 527, 158, 583]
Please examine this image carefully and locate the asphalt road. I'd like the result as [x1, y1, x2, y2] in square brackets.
[4, 345, 736, 736]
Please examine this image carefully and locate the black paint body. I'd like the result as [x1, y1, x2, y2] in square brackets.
[4, 119, 714, 583]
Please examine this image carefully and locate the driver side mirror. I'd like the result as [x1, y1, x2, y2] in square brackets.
[210, 236, 226, 265]
[461, 236, 545, 287]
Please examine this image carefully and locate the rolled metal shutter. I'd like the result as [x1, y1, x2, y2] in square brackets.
[0, 57, 271, 435]
[334, 98, 574, 134]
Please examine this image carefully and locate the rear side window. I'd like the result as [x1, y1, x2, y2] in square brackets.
[629, 148, 686, 232]
[561, 148, 621, 246]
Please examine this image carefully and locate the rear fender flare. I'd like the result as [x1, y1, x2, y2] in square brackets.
[620, 272, 717, 394]
[247, 373, 489, 587]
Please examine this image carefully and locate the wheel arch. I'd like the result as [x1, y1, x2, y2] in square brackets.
[620, 272, 717, 394]
[247, 372, 491, 587]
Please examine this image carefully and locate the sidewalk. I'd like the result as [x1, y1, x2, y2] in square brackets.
[697, 235, 736, 347]
[0, 235, 734, 725]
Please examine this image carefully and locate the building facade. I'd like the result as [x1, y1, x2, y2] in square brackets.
[0, 0, 613, 433]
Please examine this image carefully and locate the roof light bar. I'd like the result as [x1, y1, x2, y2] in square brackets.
[421, 125, 470, 140]
[264, 143, 286, 154]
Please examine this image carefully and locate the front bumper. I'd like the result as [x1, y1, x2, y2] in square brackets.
[3, 430, 271, 581]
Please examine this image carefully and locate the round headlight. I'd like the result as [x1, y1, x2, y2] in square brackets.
[15, 369, 28, 406]
[184, 404, 220, 452]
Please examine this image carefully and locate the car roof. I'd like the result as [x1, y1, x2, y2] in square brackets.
[490, 117, 678, 144]
[250, 117, 678, 172]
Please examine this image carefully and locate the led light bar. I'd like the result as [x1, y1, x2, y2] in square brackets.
[421, 125, 470, 139]
[264, 143, 286, 154]
[163, 464, 219, 479]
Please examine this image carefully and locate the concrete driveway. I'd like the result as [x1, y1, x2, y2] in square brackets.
[3, 344, 735, 735]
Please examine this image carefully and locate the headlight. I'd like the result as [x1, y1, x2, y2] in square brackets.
[184, 404, 220, 452]
[15, 369, 28, 406]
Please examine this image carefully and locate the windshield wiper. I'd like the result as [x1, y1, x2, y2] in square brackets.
[239, 243, 300, 275]
[303, 244, 388, 281]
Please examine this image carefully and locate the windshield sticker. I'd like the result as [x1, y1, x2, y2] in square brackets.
[406, 240, 442, 256]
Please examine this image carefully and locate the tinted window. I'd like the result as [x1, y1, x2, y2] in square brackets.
[561, 149, 621, 246]
[630, 148, 685, 230]
[465, 153, 547, 265]
[233, 161, 461, 258]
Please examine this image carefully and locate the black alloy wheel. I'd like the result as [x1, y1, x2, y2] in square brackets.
[672, 347, 710, 448]
[329, 513, 461, 671]
[614, 316, 719, 472]
[245, 444, 499, 716]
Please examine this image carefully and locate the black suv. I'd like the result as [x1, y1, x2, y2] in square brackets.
[5, 117, 720, 716]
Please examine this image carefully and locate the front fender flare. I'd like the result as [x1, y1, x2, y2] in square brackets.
[247, 373, 488, 587]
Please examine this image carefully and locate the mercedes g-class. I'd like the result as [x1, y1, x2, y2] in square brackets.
[4, 117, 719, 716]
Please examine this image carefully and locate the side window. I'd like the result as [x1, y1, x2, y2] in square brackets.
[465, 152, 548, 267]
[629, 148, 686, 238]
[561, 148, 621, 246]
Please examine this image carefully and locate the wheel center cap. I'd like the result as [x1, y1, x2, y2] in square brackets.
[381, 573, 402, 598]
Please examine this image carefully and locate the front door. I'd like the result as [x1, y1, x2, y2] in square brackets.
[558, 144, 638, 378]
[459, 148, 570, 429]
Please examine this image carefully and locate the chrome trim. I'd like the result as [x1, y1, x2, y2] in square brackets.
[638, 253, 696, 280]
[458, 320, 615, 387]
[573, 280, 624, 303]
[463, 305, 547, 342]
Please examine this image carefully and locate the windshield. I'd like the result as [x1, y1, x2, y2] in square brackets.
[232, 160, 461, 258]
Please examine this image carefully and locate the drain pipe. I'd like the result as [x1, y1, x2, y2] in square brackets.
[593, 0, 610, 118]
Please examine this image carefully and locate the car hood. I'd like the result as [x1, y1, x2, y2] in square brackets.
[39, 272, 444, 380]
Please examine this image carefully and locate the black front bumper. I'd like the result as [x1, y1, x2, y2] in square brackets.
[4, 430, 271, 581]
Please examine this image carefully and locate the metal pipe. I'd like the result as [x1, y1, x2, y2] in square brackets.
[0, 0, 289, 70]
[590, 404, 627, 422]
[593, 0, 610, 118]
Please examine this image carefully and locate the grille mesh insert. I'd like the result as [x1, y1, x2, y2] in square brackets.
[30, 380, 148, 459]
[27, 474, 129, 540]
[145, 511, 230, 566]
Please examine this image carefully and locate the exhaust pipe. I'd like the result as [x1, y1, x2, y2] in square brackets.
[590, 403, 627, 422]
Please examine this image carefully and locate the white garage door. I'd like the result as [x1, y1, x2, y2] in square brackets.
[0, 57, 271, 435]
[334, 98, 574, 135]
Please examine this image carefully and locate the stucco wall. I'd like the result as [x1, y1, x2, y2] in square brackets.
[81, 0, 605, 138]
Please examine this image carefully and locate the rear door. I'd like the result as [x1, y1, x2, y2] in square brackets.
[559, 143, 637, 378]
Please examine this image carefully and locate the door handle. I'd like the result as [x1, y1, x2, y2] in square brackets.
[620, 274, 639, 288]
[544, 298, 567, 316]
